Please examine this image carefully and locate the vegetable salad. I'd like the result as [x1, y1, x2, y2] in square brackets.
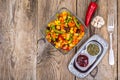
[46, 11, 85, 52]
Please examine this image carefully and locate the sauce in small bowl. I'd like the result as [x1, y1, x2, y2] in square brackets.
[75, 54, 89, 68]
[86, 41, 101, 56]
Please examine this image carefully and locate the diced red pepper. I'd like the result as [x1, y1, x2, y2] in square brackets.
[80, 25, 84, 32]
[62, 44, 70, 51]
[58, 34, 64, 40]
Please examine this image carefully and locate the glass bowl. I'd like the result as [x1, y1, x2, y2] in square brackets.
[40, 7, 88, 55]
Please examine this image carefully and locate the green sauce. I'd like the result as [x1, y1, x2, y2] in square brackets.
[87, 43, 100, 56]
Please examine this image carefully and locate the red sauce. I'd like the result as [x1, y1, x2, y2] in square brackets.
[76, 55, 88, 67]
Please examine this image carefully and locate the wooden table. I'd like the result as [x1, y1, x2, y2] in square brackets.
[0, 0, 119, 80]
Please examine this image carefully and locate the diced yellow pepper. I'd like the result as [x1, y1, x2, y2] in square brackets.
[70, 28, 74, 33]
[55, 42, 61, 48]
[56, 25, 61, 30]
[66, 33, 70, 40]
[51, 30, 54, 32]
[61, 29, 66, 33]
[69, 43, 75, 48]
[55, 20, 60, 25]
[78, 35, 83, 40]
[63, 11, 67, 14]
[63, 16, 67, 20]
[74, 33, 79, 36]
[48, 23, 51, 27]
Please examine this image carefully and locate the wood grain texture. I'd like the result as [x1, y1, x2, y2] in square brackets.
[0, 0, 118, 80]
[0, 0, 37, 80]
[118, 0, 120, 79]
[0, 0, 12, 80]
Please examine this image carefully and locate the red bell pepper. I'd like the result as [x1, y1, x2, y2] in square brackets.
[58, 34, 64, 40]
[62, 44, 70, 51]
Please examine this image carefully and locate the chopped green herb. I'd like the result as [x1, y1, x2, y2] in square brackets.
[87, 43, 100, 56]
[73, 18, 80, 28]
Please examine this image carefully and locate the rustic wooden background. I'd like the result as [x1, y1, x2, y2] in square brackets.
[0, 0, 119, 80]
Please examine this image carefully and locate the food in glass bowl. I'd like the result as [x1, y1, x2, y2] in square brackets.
[45, 11, 85, 53]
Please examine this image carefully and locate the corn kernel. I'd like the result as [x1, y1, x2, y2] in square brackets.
[69, 43, 75, 48]
[51, 30, 54, 32]
[74, 33, 79, 36]
[70, 29, 73, 33]
[55, 42, 61, 48]
[48, 23, 51, 27]
[56, 26, 60, 30]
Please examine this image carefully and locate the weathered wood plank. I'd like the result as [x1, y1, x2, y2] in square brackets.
[37, 0, 76, 80]
[0, 0, 38, 80]
[0, 1, 12, 79]
[9, 0, 38, 80]
[118, 0, 120, 79]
